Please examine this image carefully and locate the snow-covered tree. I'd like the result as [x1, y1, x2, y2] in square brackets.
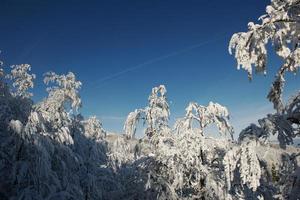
[227, 2, 300, 198]
[145, 121, 236, 199]
[124, 109, 144, 139]
[77, 116, 108, 200]
[174, 101, 234, 138]
[44, 71, 82, 111]
[229, 0, 300, 113]
[83, 116, 106, 141]
[0, 65, 119, 199]
[6, 64, 36, 98]
[122, 85, 237, 199]
[237, 91, 300, 148]
[230, 0, 300, 148]
[124, 85, 170, 140]
[138, 98, 234, 199]
[1, 1, 300, 199]
[145, 85, 170, 137]
[224, 139, 263, 199]
[0, 63, 34, 131]
[24, 71, 82, 143]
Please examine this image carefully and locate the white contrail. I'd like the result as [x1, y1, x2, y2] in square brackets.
[90, 33, 230, 88]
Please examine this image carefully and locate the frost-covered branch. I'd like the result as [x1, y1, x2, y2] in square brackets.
[24, 71, 82, 143]
[124, 109, 144, 139]
[240, 90, 300, 148]
[6, 64, 36, 98]
[145, 85, 170, 138]
[174, 101, 234, 138]
[124, 85, 170, 140]
[83, 116, 106, 140]
[44, 71, 82, 111]
[229, 0, 300, 112]
[224, 139, 262, 196]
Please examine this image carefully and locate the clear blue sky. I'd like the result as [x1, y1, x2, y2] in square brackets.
[1, 0, 299, 136]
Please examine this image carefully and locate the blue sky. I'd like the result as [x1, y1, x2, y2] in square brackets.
[1, 0, 299, 136]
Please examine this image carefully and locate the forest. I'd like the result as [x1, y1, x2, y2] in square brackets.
[0, 0, 300, 199]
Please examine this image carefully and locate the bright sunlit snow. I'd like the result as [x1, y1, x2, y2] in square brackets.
[0, 0, 300, 199]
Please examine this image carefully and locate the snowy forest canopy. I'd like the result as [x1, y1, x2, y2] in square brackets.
[0, 0, 300, 199]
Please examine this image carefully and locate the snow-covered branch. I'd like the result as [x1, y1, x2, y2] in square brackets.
[175, 101, 234, 138]
[124, 85, 170, 140]
[229, 0, 300, 112]
[6, 64, 36, 98]
[44, 71, 82, 111]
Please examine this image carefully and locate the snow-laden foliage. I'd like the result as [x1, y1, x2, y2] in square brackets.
[44, 71, 82, 111]
[239, 140, 261, 191]
[24, 71, 83, 144]
[224, 139, 263, 199]
[0, 62, 33, 132]
[146, 85, 170, 137]
[228, 4, 300, 197]
[174, 102, 233, 138]
[238, 90, 300, 148]
[1, 1, 300, 198]
[145, 130, 199, 199]
[239, 123, 268, 144]
[0, 63, 299, 199]
[122, 85, 236, 199]
[124, 109, 143, 139]
[0, 66, 116, 199]
[6, 64, 36, 98]
[78, 116, 109, 200]
[229, 0, 300, 113]
[229, 0, 300, 150]
[107, 136, 136, 170]
[83, 116, 106, 141]
[124, 85, 170, 139]
[8, 119, 24, 134]
[145, 129, 234, 200]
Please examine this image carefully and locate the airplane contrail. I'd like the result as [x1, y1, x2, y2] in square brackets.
[90, 33, 231, 88]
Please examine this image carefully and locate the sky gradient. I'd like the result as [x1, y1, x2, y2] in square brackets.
[1, 0, 299, 136]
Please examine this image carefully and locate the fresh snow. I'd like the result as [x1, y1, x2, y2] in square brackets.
[1, 0, 300, 199]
